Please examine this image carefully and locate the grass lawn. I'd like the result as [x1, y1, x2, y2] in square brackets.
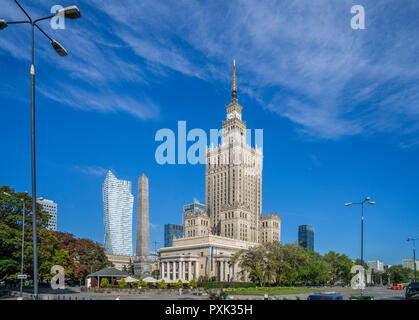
[225, 287, 320, 296]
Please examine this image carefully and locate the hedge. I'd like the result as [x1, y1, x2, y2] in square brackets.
[197, 282, 256, 289]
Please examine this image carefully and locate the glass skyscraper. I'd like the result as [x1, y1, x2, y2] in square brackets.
[103, 170, 134, 256]
[298, 224, 314, 252]
[183, 198, 205, 225]
[164, 224, 184, 247]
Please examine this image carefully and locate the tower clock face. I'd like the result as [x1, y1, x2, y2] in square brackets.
[227, 113, 234, 120]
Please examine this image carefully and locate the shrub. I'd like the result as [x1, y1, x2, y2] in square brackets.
[134, 278, 147, 288]
[100, 278, 111, 288]
[208, 289, 228, 300]
[118, 278, 128, 289]
[174, 279, 183, 289]
[158, 280, 167, 289]
[197, 281, 256, 289]
[188, 279, 198, 288]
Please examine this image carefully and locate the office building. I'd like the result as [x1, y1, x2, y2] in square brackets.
[158, 62, 281, 282]
[183, 198, 205, 225]
[402, 258, 419, 270]
[164, 224, 184, 247]
[37, 197, 57, 231]
[367, 260, 385, 272]
[103, 170, 134, 256]
[298, 224, 314, 252]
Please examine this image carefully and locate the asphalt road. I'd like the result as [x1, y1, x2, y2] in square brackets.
[2, 286, 406, 300]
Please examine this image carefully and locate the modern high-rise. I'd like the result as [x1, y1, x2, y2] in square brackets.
[183, 198, 205, 225]
[205, 60, 264, 242]
[298, 225, 314, 252]
[134, 174, 153, 277]
[102, 170, 134, 256]
[37, 197, 57, 231]
[164, 224, 184, 247]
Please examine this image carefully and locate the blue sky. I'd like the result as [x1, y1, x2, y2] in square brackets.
[1, 0, 418, 265]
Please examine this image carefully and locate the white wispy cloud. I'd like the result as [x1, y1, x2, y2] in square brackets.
[37, 84, 159, 121]
[87, 0, 419, 143]
[73, 165, 109, 177]
[2, 0, 419, 144]
[0, 0, 157, 120]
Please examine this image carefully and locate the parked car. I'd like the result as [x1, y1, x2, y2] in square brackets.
[405, 282, 419, 300]
[391, 284, 403, 290]
[307, 293, 343, 300]
[65, 280, 76, 287]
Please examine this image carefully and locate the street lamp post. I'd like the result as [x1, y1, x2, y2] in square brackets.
[18, 193, 28, 300]
[345, 197, 375, 296]
[407, 238, 418, 283]
[0, 1, 81, 300]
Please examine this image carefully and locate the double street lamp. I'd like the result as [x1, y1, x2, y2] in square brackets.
[1, 1, 81, 300]
[407, 237, 418, 282]
[345, 197, 375, 295]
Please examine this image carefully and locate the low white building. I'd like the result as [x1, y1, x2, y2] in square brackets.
[367, 260, 385, 272]
[402, 258, 419, 270]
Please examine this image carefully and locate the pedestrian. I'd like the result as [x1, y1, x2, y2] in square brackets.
[264, 292, 269, 300]
[115, 295, 120, 300]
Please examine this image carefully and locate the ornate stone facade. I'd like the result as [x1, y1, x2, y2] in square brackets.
[206, 61, 263, 242]
[157, 62, 281, 282]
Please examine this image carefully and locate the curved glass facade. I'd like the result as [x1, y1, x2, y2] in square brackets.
[103, 170, 133, 256]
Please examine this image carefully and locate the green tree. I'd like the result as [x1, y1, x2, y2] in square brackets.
[354, 259, 369, 271]
[0, 186, 50, 281]
[301, 251, 330, 285]
[0, 186, 112, 284]
[277, 243, 308, 285]
[152, 269, 160, 279]
[388, 265, 412, 284]
[323, 251, 353, 284]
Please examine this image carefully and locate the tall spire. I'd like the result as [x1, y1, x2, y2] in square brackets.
[232, 59, 237, 102]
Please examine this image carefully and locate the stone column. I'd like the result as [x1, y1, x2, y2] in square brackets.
[181, 261, 185, 280]
[188, 261, 192, 281]
[222, 261, 226, 281]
